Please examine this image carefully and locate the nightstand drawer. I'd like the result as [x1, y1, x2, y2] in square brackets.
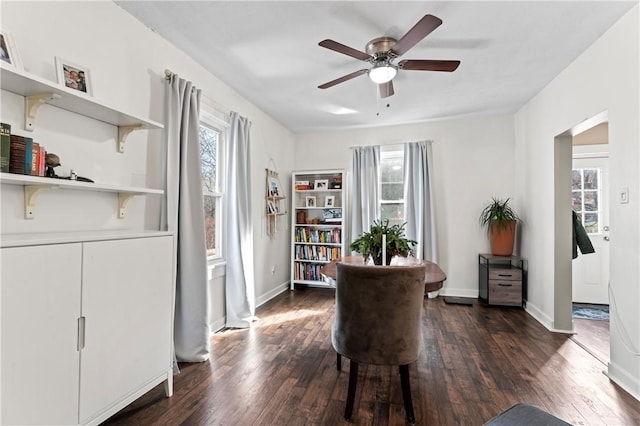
[488, 267, 522, 281]
[488, 280, 522, 305]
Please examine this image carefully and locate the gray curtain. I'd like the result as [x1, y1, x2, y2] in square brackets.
[403, 141, 438, 262]
[224, 112, 256, 328]
[351, 146, 380, 248]
[162, 73, 210, 362]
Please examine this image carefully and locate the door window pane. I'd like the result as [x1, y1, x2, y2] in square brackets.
[572, 167, 600, 234]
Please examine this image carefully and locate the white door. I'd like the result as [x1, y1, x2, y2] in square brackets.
[1, 244, 82, 425]
[572, 156, 610, 304]
[79, 236, 174, 423]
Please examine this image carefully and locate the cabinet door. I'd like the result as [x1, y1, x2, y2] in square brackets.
[1, 244, 82, 425]
[79, 236, 173, 423]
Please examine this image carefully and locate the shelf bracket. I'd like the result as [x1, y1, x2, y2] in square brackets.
[118, 193, 137, 218]
[24, 185, 49, 219]
[25, 93, 61, 131]
[117, 124, 143, 153]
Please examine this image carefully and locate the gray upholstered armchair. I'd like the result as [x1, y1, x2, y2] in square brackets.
[332, 262, 427, 424]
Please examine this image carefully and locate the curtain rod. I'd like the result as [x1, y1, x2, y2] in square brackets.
[348, 140, 434, 149]
[164, 68, 230, 115]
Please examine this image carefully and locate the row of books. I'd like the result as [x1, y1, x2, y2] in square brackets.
[293, 262, 323, 282]
[1, 123, 48, 176]
[294, 227, 341, 244]
[294, 245, 341, 262]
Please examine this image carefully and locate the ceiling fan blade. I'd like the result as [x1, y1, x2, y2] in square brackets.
[379, 81, 394, 98]
[318, 69, 368, 89]
[398, 59, 460, 72]
[319, 39, 371, 61]
[391, 14, 443, 57]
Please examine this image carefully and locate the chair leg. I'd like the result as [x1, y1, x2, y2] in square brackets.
[337, 353, 342, 371]
[344, 361, 358, 420]
[399, 364, 415, 425]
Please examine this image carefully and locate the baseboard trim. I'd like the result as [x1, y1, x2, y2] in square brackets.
[256, 281, 290, 308]
[607, 361, 640, 402]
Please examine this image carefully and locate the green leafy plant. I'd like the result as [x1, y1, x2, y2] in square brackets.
[479, 197, 520, 234]
[350, 219, 417, 264]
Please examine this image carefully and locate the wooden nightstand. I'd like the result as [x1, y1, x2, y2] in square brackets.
[478, 254, 526, 307]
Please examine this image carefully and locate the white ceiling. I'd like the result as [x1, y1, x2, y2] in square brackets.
[115, 1, 636, 134]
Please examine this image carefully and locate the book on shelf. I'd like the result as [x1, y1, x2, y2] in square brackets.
[30, 142, 40, 176]
[0, 122, 10, 172]
[9, 134, 33, 175]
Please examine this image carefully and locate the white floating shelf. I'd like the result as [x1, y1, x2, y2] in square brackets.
[0, 63, 163, 151]
[1, 173, 163, 219]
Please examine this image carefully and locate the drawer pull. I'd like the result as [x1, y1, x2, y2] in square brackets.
[498, 283, 513, 287]
[498, 273, 513, 277]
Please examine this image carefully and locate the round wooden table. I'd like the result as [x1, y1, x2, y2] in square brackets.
[320, 256, 447, 294]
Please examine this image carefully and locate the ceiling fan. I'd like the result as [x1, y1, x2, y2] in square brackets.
[318, 14, 460, 98]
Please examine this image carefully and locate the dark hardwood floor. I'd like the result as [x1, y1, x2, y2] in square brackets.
[105, 288, 640, 425]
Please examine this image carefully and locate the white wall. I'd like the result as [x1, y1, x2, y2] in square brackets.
[295, 114, 516, 297]
[515, 6, 639, 399]
[0, 1, 295, 329]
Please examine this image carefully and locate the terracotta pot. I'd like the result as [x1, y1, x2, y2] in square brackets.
[489, 220, 516, 256]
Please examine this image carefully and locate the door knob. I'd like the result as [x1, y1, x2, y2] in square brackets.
[603, 226, 610, 231]
[604, 236, 610, 241]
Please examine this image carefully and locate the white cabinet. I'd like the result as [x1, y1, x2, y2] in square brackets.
[290, 169, 346, 289]
[1, 233, 174, 425]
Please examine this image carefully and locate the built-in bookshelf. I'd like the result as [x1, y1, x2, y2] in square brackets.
[290, 169, 345, 289]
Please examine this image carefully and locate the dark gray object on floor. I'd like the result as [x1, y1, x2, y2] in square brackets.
[484, 403, 572, 425]
[443, 296, 474, 305]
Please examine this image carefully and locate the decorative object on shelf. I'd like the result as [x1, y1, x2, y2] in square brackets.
[0, 29, 22, 70]
[55, 56, 92, 95]
[45, 152, 61, 177]
[330, 174, 342, 189]
[305, 196, 316, 207]
[314, 179, 328, 190]
[350, 219, 417, 265]
[479, 197, 520, 256]
[296, 210, 307, 224]
[324, 195, 335, 207]
[265, 167, 286, 237]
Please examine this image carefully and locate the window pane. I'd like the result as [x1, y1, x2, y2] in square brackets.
[204, 195, 216, 255]
[583, 191, 598, 212]
[584, 213, 599, 234]
[572, 170, 582, 190]
[572, 191, 582, 212]
[381, 203, 404, 226]
[200, 126, 218, 192]
[583, 169, 598, 190]
[380, 155, 403, 184]
[381, 183, 404, 200]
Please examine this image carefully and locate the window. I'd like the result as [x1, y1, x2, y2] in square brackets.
[380, 149, 404, 226]
[199, 111, 226, 258]
[572, 167, 600, 234]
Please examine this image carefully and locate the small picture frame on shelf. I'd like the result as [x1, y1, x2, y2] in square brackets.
[324, 195, 335, 207]
[268, 175, 281, 197]
[305, 196, 316, 208]
[322, 208, 342, 220]
[314, 179, 328, 190]
[266, 200, 277, 214]
[0, 30, 22, 70]
[55, 57, 93, 95]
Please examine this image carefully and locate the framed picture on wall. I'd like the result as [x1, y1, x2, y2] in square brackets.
[305, 196, 316, 208]
[0, 30, 22, 70]
[268, 176, 282, 197]
[55, 57, 93, 95]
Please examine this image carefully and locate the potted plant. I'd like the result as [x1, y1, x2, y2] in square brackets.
[479, 197, 520, 256]
[350, 219, 417, 265]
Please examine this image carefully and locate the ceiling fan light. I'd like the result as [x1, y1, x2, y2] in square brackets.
[369, 64, 397, 84]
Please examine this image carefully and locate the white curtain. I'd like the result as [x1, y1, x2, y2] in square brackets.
[403, 141, 438, 262]
[351, 146, 380, 247]
[162, 73, 210, 362]
[224, 112, 256, 328]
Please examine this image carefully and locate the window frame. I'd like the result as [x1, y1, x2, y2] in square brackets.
[199, 105, 229, 261]
[379, 147, 405, 226]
